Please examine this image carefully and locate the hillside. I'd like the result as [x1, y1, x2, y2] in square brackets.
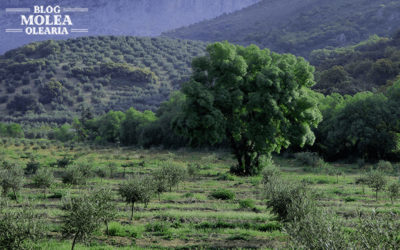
[0, 36, 206, 123]
[164, 0, 400, 57]
[311, 33, 400, 95]
[0, 0, 258, 53]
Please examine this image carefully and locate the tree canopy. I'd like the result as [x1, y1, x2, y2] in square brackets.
[175, 42, 322, 175]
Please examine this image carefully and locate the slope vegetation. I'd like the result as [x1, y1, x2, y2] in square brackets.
[0, 36, 206, 123]
[165, 0, 400, 57]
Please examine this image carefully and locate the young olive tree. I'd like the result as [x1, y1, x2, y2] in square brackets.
[0, 205, 45, 249]
[160, 162, 187, 191]
[174, 42, 322, 176]
[0, 161, 24, 201]
[32, 168, 54, 196]
[91, 187, 116, 235]
[366, 170, 387, 201]
[62, 194, 101, 250]
[118, 176, 154, 220]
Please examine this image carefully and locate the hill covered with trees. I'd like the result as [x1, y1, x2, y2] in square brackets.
[311, 33, 400, 95]
[164, 0, 400, 57]
[0, 36, 206, 123]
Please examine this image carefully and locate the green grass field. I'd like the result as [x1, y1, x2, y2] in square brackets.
[0, 138, 399, 249]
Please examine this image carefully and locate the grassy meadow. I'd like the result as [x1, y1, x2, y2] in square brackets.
[0, 138, 399, 249]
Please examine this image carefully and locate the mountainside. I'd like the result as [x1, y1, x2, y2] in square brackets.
[164, 0, 400, 57]
[0, 36, 206, 123]
[311, 33, 400, 95]
[0, 0, 259, 53]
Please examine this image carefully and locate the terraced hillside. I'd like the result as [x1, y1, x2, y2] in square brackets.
[0, 36, 206, 123]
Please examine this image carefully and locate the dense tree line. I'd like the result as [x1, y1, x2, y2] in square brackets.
[311, 33, 400, 95]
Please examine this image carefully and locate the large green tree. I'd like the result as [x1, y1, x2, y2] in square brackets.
[175, 42, 322, 175]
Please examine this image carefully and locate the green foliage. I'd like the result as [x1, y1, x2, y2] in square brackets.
[316, 83, 400, 161]
[366, 170, 387, 201]
[57, 156, 74, 168]
[175, 42, 322, 176]
[312, 35, 400, 94]
[261, 162, 280, 185]
[158, 162, 187, 191]
[62, 164, 93, 185]
[0, 206, 45, 250]
[264, 178, 313, 222]
[210, 189, 235, 200]
[62, 193, 102, 250]
[0, 123, 24, 138]
[286, 208, 350, 249]
[353, 212, 400, 249]
[294, 152, 324, 168]
[90, 188, 117, 235]
[118, 176, 155, 220]
[0, 36, 206, 123]
[0, 161, 24, 199]
[387, 182, 400, 204]
[238, 199, 256, 209]
[24, 159, 40, 175]
[32, 168, 54, 189]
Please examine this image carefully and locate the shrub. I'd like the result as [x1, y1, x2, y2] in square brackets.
[210, 189, 235, 200]
[187, 163, 201, 180]
[160, 162, 187, 191]
[294, 152, 324, 168]
[62, 166, 87, 185]
[57, 156, 73, 168]
[91, 188, 116, 235]
[32, 168, 54, 190]
[0, 206, 45, 249]
[286, 208, 350, 249]
[353, 212, 400, 249]
[261, 163, 280, 185]
[264, 178, 313, 221]
[0, 161, 24, 200]
[366, 170, 387, 201]
[388, 182, 400, 204]
[376, 160, 393, 174]
[238, 199, 255, 209]
[62, 194, 102, 250]
[24, 159, 40, 175]
[118, 176, 155, 220]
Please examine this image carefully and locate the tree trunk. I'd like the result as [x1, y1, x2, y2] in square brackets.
[71, 232, 79, 250]
[130, 202, 135, 221]
[376, 190, 378, 201]
[105, 221, 109, 235]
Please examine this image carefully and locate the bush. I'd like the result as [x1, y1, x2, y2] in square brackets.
[187, 163, 201, 180]
[160, 162, 187, 191]
[366, 170, 387, 201]
[24, 159, 40, 175]
[57, 156, 73, 168]
[62, 193, 102, 250]
[388, 182, 400, 204]
[286, 208, 350, 249]
[32, 168, 54, 189]
[238, 199, 255, 209]
[0, 161, 24, 200]
[118, 176, 155, 220]
[352, 212, 400, 249]
[264, 178, 313, 222]
[62, 165, 89, 185]
[210, 189, 235, 200]
[376, 160, 393, 174]
[295, 152, 324, 168]
[261, 163, 280, 185]
[0, 206, 45, 249]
